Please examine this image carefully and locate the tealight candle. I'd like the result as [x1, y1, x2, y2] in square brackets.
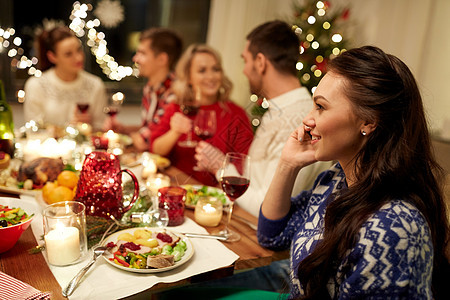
[44, 226, 80, 266]
[141, 159, 158, 179]
[194, 197, 223, 227]
[145, 174, 171, 194]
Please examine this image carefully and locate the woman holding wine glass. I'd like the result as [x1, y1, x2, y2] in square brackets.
[150, 44, 253, 186]
[24, 26, 107, 129]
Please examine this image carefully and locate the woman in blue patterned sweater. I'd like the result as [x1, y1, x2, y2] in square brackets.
[258, 46, 449, 299]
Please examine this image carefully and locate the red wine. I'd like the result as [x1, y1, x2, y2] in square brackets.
[181, 105, 199, 116]
[194, 129, 214, 140]
[77, 103, 89, 113]
[105, 106, 119, 117]
[220, 176, 250, 201]
[0, 139, 14, 157]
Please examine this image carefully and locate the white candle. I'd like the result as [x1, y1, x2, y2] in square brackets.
[145, 174, 170, 194]
[195, 202, 223, 227]
[45, 226, 80, 266]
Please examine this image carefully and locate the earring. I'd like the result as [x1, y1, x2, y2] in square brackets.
[361, 130, 367, 136]
[195, 88, 201, 102]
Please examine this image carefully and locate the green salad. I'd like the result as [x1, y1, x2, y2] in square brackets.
[184, 185, 227, 206]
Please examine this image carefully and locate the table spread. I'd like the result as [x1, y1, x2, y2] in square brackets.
[0, 164, 289, 299]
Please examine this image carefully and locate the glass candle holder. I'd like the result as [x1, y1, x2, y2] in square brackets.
[158, 186, 186, 226]
[194, 197, 223, 227]
[43, 201, 88, 266]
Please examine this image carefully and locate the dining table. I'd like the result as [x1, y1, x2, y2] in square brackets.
[0, 163, 289, 299]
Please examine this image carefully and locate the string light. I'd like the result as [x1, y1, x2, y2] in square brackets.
[1, 1, 137, 82]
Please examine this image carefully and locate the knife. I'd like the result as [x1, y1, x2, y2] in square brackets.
[182, 232, 228, 241]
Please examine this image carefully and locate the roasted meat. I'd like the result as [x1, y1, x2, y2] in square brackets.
[147, 254, 175, 269]
[18, 157, 64, 186]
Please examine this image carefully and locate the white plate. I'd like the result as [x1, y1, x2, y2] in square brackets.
[0, 185, 41, 197]
[182, 184, 230, 209]
[102, 227, 194, 273]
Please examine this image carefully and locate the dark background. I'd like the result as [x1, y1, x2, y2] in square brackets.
[1, 0, 210, 104]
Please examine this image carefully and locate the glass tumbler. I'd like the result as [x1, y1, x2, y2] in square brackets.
[43, 201, 88, 266]
[158, 186, 186, 226]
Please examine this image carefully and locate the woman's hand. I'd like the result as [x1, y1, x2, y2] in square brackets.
[169, 112, 192, 134]
[279, 125, 318, 171]
[73, 110, 91, 124]
[194, 141, 225, 173]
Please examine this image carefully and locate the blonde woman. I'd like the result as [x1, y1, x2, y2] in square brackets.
[150, 44, 253, 186]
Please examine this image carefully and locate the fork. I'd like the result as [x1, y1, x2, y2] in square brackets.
[61, 222, 117, 297]
[62, 246, 110, 297]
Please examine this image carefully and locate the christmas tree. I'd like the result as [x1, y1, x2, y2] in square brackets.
[249, 0, 351, 130]
[293, 0, 350, 94]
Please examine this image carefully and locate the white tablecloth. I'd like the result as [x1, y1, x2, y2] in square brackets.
[20, 195, 239, 300]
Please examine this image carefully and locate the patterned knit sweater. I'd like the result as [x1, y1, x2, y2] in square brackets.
[257, 163, 433, 299]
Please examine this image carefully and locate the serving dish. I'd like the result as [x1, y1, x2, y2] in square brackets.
[182, 185, 230, 209]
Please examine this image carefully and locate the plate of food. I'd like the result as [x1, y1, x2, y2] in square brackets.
[182, 185, 230, 209]
[102, 227, 194, 273]
[120, 152, 170, 170]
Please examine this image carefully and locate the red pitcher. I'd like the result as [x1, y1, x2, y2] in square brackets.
[75, 151, 139, 219]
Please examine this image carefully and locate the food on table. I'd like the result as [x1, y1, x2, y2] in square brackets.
[147, 254, 174, 268]
[107, 229, 187, 269]
[56, 170, 79, 190]
[42, 171, 79, 204]
[184, 185, 227, 206]
[18, 157, 64, 187]
[0, 152, 10, 170]
[0, 204, 34, 227]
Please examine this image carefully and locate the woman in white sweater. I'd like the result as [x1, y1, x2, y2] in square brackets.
[24, 26, 107, 129]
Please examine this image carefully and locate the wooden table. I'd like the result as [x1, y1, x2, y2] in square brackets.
[0, 165, 288, 299]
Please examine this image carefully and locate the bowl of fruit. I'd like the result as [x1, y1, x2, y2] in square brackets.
[0, 202, 35, 253]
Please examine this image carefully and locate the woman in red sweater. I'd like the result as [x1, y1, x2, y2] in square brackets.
[150, 44, 253, 186]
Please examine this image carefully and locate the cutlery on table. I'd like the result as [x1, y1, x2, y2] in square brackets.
[62, 245, 109, 297]
[232, 214, 258, 230]
[182, 232, 228, 241]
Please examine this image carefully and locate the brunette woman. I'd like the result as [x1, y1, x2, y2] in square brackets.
[258, 46, 449, 299]
[24, 26, 107, 129]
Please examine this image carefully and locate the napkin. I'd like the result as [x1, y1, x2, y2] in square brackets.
[0, 271, 51, 300]
[25, 205, 239, 300]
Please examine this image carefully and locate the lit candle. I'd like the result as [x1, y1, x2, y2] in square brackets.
[194, 198, 223, 227]
[141, 159, 158, 180]
[145, 174, 171, 194]
[44, 226, 80, 266]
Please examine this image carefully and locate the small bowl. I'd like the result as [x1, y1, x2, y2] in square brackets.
[0, 215, 34, 253]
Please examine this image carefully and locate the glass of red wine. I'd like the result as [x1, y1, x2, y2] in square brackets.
[215, 152, 250, 242]
[178, 101, 199, 148]
[103, 92, 124, 118]
[76, 103, 90, 113]
[194, 110, 216, 140]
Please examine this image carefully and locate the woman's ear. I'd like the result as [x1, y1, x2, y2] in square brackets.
[361, 121, 377, 136]
[47, 51, 57, 64]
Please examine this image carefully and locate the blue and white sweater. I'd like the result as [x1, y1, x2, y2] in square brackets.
[257, 163, 433, 299]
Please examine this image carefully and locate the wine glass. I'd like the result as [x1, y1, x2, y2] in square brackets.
[76, 102, 90, 113]
[103, 92, 124, 118]
[178, 100, 199, 147]
[215, 152, 250, 242]
[194, 110, 216, 140]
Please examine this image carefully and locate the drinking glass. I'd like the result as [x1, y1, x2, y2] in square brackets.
[76, 102, 90, 113]
[103, 92, 124, 118]
[215, 152, 250, 242]
[178, 100, 199, 148]
[194, 110, 216, 140]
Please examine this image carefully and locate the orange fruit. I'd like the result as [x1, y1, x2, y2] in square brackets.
[42, 181, 58, 204]
[47, 186, 74, 204]
[57, 171, 79, 189]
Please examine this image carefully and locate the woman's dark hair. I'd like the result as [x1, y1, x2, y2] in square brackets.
[297, 46, 449, 299]
[140, 27, 183, 71]
[246, 20, 299, 76]
[37, 26, 76, 71]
